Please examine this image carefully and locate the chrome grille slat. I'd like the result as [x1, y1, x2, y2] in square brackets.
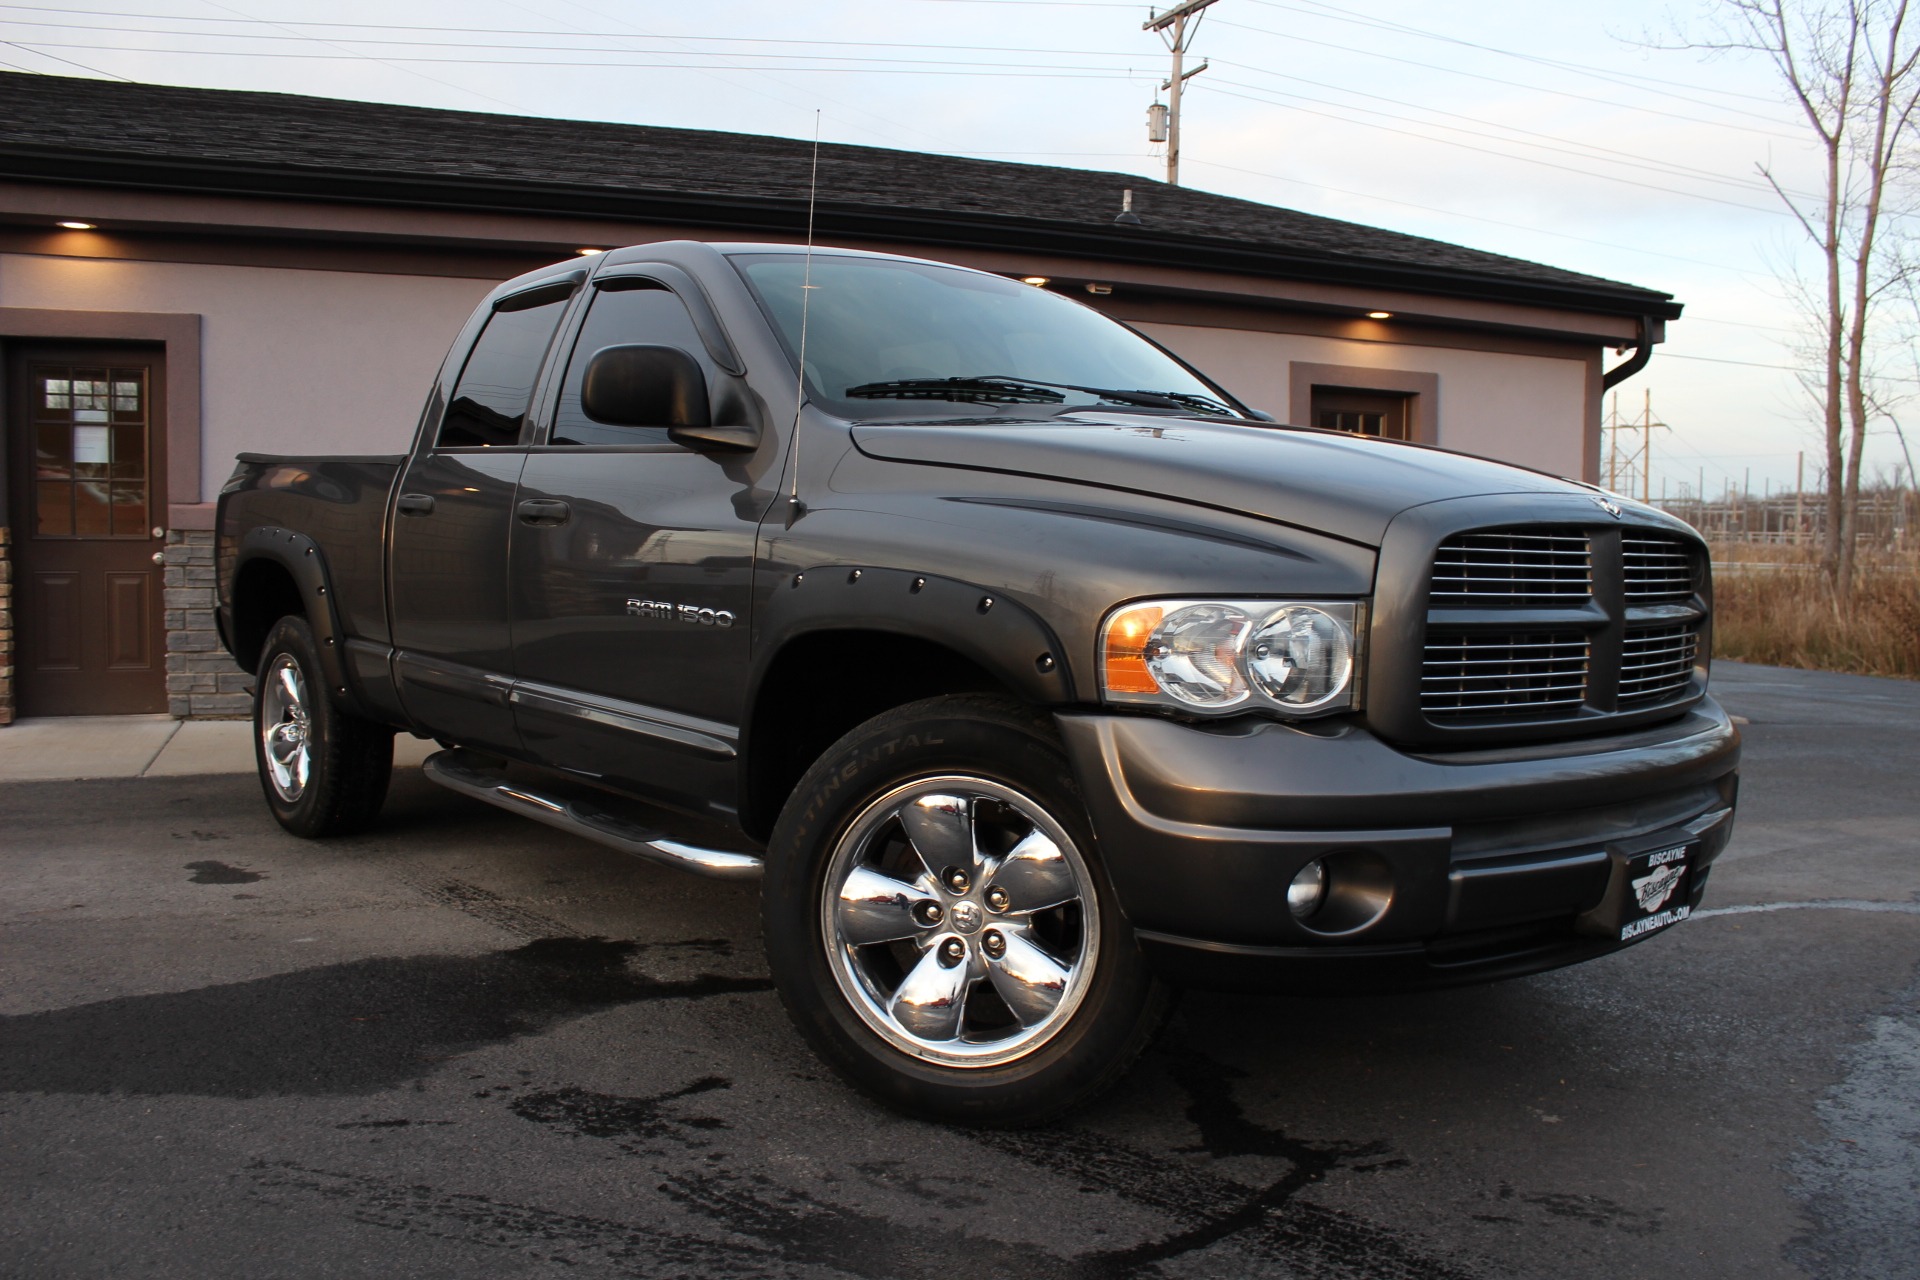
[1418, 524, 1710, 728]
[1421, 629, 1591, 720]
[1622, 533, 1697, 604]
[1617, 623, 1698, 707]
[1430, 528, 1592, 607]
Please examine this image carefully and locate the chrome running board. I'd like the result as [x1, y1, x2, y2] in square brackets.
[421, 749, 763, 881]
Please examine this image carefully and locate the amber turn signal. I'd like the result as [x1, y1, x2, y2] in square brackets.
[1102, 604, 1164, 694]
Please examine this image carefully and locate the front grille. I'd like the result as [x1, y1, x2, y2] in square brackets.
[1623, 533, 1695, 603]
[1619, 624, 1699, 707]
[1421, 632, 1590, 720]
[1431, 529, 1592, 605]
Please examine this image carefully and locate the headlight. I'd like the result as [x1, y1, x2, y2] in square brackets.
[1101, 599, 1362, 717]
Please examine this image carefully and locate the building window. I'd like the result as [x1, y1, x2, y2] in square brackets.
[1312, 386, 1412, 440]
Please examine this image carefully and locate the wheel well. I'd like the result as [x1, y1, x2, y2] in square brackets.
[230, 557, 305, 673]
[742, 630, 1020, 840]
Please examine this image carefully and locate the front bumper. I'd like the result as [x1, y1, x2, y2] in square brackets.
[1056, 697, 1741, 993]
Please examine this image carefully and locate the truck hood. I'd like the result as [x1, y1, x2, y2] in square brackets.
[850, 417, 1583, 546]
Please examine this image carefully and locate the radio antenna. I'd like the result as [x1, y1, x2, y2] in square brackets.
[787, 110, 821, 520]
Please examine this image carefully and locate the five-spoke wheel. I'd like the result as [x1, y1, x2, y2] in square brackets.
[252, 614, 393, 838]
[824, 777, 1098, 1066]
[259, 653, 312, 803]
[764, 695, 1171, 1125]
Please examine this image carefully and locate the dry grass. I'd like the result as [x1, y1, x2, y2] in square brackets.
[1710, 544, 1920, 679]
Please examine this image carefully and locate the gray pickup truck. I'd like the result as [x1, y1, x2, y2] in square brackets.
[217, 240, 1740, 1124]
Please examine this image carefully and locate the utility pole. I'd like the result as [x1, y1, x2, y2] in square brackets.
[1145, 0, 1216, 186]
[1795, 450, 1805, 546]
[1601, 388, 1666, 502]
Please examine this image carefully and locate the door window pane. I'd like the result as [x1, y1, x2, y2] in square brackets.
[549, 284, 711, 447]
[30, 364, 149, 539]
[36, 481, 72, 536]
[73, 481, 111, 536]
[437, 295, 570, 448]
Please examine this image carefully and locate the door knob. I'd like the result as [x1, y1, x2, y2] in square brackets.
[151, 551, 164, 564]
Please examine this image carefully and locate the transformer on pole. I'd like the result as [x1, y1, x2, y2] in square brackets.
[1144, 0, 1216, 186]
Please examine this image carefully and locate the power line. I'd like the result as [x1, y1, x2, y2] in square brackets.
[0, 19, 1149, 74]
[1248, 0, 1794, 112]
[1203, 63, 1815, 203]
[1207, 16, 1804, 141]
[1202, 80, 1790, 218]
[0, 8, 1148, 57]
[195, 0, 522, 113]
[0, 41, 1148, 77]
[0, 33, 127, 78]
[508, 0, 944, 153]
[1185, 157, 1778, 281]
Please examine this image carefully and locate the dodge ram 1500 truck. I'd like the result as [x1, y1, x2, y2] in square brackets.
[217, 240, 1740, 1124]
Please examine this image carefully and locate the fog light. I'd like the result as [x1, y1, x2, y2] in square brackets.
[1287, 859, 1327, 918]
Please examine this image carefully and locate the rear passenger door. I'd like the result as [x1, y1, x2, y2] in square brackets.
[508, 272, 760, 813]
[388, 277, 575, 754]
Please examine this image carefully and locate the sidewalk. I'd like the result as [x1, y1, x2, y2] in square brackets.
[0, 716, 436, 783]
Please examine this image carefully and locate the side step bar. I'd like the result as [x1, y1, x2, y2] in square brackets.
[421, 749, 763, 881]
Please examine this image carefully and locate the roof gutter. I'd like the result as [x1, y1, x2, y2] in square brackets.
[1601, 315, 1660, 389]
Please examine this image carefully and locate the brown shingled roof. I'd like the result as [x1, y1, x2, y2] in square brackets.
[0, 72, 1679, 318]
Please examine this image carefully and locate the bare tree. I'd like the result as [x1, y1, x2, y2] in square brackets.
[1703, 1, 1920, 603]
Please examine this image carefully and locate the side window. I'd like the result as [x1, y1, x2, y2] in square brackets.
[436, 293, 570, 448]
[549, 282, 711, 446]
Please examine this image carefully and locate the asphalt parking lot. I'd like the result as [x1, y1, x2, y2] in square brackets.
[2, 660, 1916, 1279]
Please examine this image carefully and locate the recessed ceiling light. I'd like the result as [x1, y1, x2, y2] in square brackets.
[1367, 310, 1392, 320]
[1022, 276, 1050, 287]
[58, 220, 96, 230]
[576, 247, 605, 256]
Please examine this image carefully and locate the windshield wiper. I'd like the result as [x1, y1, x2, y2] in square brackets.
[843, 377, 1066, 404]
[842, 374, 1237, 417]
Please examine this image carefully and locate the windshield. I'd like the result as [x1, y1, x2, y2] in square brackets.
[730, 252, 1245, 420]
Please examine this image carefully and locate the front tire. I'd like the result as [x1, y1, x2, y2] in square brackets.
[253, 615, 393, 838]
[762, 695, 1170, 1125]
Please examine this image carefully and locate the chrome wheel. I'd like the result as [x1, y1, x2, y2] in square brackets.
[821, 775, 1099, 1068]
[260, 654, 312, 802]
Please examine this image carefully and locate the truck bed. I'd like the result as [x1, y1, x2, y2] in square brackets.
[221, 453, 403, 648]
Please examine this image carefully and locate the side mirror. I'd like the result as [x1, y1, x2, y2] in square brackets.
[580, 344, 760, 452]
[582, 344, 711, 428]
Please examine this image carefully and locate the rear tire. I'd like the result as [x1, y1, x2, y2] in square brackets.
[253, 615, 393, 838]
[762, 695, 1171, 1126]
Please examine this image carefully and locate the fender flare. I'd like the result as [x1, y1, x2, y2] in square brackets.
[233, 526, 361, 713]
[748, 564, 1076, 709]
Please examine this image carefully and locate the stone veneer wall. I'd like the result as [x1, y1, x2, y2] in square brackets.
[165, 529, 249, 718]
[0, 527, 13, 726]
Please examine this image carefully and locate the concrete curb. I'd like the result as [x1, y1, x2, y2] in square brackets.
[0, 717, 435, 783]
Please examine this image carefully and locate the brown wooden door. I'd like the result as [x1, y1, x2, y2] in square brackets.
[6, 345, 168, 715]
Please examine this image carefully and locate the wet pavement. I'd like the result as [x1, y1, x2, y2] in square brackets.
[2, 661, 1916, 1278]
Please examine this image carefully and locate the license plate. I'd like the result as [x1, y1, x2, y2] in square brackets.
[1617, 841, 1693, 941]
[1575, 837, 1697, 941]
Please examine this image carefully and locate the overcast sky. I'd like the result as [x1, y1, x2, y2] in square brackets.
[3, 0, 1908, 497]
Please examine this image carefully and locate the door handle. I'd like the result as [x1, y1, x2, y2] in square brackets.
[397, 493, 435, 516]
[516, 499, 571, 526]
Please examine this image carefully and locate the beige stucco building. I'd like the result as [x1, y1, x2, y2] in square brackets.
[0, 73, 1678, 722]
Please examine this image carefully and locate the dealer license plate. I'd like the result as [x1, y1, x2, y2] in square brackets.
[1615, 841, 1695, 941]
